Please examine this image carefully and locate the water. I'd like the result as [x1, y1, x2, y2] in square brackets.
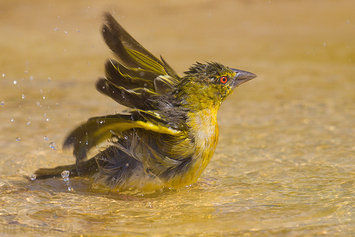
[30, 174, 36, 181]
[49, 142, 56, 150]
[61, 170, 73, 191]
[1, 0, 354, 236]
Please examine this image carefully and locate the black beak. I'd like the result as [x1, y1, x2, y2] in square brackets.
[231, 68, 257, 88]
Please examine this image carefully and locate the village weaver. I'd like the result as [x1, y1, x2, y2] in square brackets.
[34, 13, 256, 192]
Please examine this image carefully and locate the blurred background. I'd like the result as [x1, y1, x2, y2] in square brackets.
[0, 0, 354, 236]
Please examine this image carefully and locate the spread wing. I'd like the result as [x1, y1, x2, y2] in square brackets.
[63, 13, 191, 177]
[63, 109, 194, 180]
[63, 110, 183, 162]
[96, 13, 181, 110]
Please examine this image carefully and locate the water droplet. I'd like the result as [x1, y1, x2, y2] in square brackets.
[61, 171, 74, 191]
[43, 96, 46, 99]
[16, 137, 21, 141]
[10, 118, 14, 122]
[30, 174, 36, 181]
[26, 121, 31, 125]
[22, 94, 25, 99]
[0, 101, 4, 105]
[13, 80, 17, 85]
[44, 136, 49, 141]
[2, 73, 5, 77]
[49, 142, 56, 149]
[61, 170, 70, 182]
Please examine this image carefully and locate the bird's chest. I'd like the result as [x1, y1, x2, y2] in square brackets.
[165, 108, 220, 188]
[187, 108, 219, 162]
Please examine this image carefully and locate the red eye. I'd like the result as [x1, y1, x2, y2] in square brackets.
[220, 76, 228, 84]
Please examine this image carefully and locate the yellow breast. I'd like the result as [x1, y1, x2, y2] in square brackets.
[170, 107, 220, 188]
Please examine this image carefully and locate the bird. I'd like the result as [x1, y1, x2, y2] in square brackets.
[34, 13, 256, 193]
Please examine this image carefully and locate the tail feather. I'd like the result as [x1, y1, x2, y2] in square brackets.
[34, 164, 78, 179]
[34, 158, 98, 180]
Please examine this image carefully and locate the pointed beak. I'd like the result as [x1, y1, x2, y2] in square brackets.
[231, 68, 257, 88]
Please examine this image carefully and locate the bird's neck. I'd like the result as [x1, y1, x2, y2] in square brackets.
[187, 107, 219, 144]
[178, 82, 222, 111]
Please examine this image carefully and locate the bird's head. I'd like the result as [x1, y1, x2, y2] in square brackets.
[175, 62, 256, 111]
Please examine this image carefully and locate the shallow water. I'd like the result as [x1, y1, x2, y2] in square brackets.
[1, 0, 355, 236]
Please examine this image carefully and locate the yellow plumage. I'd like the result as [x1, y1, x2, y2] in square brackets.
[34, 13, 256, 193]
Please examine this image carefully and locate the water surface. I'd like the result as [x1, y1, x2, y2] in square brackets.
[1, 0, 354, 236]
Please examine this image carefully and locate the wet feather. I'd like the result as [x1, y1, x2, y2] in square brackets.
[34, 13, 256, 192]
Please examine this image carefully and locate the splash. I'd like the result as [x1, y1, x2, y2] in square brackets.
[49, 142, 56, 149]
[61, 170, 74, 192]
[30, 174, 36, 181]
